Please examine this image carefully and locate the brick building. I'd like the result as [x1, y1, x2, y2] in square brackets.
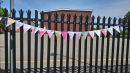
[40, 9, 93, 32]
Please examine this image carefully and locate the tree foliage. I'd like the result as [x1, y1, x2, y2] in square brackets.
[121, 11, 130, 24]
[0, 0, 10, 27]
[0, 0, 10, 33]
[0, 0, 3, 6]
[93, 26, 102, 30]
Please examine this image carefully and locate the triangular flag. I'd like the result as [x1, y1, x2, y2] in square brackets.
[68, 32, 75, 39]
[55, 31, 61, 39]
[94, 30, 101, 37]
[61, 32, 68, 40]
[8, 18, 16, 23]
[9, 21, 16, 24]
[113, 25, 120, 33]
[47, 30, 54, 38]
[8, 18, 14, 21]
[107, 28, 113, 35]
[0, 17, 2, 20]
[31, 26, 39, 35]
[82, 32, 88, 39]
[75, 32, 81, 40]
[6, 18, 16, 27]
[24, 24, 31, 33]
[101, 29, 107, 37]
[6, 21, 12, 27]
[89, 31, 95, 39]
[82, 32, 86, 39]
[15, 21, 24, 30]
[39, 28, 46, 37]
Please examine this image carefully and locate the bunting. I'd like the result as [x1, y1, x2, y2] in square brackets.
[47, 30, 54, 38]
[6, 21, 12, 27]
[75, 32, 81, 40]
[89, 31, 95, 39]
[68, 32, 75, 39]
[107, 28, 113, 35]
[8, 18, 15, 24]
[94, 30, 101, 37]
[6, 18, 16, 27]
[82, 32, 89, 39]
[113, 25, 120, 33]
[39, 28, 46, 37]
[101, 29, 107, 37]
[55, 31, 61, 39]
[61, 32, 68, 40]
[2, 17, 120, 40]
[15, 21, 24, 30]
[31, 26, 39, 35]
[23, 24, 31, 33]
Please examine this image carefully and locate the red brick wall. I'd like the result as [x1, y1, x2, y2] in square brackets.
[40, 10, 92, 35]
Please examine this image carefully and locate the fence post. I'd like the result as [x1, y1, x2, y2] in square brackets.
[53, 12, 58, 73]
[90, 16, 94, 73]
[4, 8, 8, 73]
[115, 18, 121, 73]
[120, 18, 126, 73]
[106, 17, 111, 73]
[125, 19, 130, 73]
[34, 10, 38, 73]
[111, 17, 116, 73]
[27, 10, 31, 73]
[60, 13, 64, 73]
[19, 9, 24, 73]
[100, 16, 106, 73]
[95, 16, 100, 73]
[47, 12, 51, 73]
[40, 11, 44, 73]
[78, 15, 82, 73]
[84, 15, 88, 73]
[66, 14, 70, 73]
[72, 14, 77, 73]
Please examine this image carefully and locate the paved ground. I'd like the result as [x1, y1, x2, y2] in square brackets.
[0, 32, 130, 72]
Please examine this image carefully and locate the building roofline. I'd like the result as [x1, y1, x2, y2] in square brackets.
[39, 9, 93, 13]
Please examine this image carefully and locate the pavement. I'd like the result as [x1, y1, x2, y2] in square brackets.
[0, 32, 130, 73]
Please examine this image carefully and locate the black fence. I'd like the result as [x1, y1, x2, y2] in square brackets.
[2, 8, 130, 73]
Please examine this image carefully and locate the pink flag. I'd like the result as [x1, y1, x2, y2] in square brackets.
[101, 29, 107, 37]
[75, 32, 81, 40]
[61, 32, 68, 40]
[39, 28, 46, 37]
[89, 31, 95, 39]
[15, 21, 24, 30]
[47, 30, 54, 38]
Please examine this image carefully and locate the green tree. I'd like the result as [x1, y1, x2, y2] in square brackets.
[0, 0, 10, 33]
[0, 0, 3, 6]
[121, 11, 130, 37]
[121, 11, 130, 24]
[93, 26, 102, 30]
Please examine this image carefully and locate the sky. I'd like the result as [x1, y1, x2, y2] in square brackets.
[1, 0, 130, 27]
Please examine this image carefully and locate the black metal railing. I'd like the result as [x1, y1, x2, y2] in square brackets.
[2, 8, 130, 73]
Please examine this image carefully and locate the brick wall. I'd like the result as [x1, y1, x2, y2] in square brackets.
[40, 10, 93, 36]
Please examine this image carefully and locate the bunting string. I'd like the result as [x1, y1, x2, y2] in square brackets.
[0, 17, 121, 40]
